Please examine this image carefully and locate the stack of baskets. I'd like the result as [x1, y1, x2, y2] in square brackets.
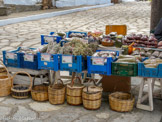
[66, 77, 84, 105]
[11, 71, 33, 99]
[31, 76, 48, 102]
[0, 61, 12, 97]
[48, 79, 65, 105]
[82, 79, 103, 110]
[109, 92, 135, 112]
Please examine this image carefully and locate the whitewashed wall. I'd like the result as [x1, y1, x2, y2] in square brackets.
[56, 0, 111, 8]
[3, 0, 111, 6]
[3, 0, 42, 5]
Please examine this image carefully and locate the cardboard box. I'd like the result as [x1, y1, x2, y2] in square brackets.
[101, 75, 131, 92]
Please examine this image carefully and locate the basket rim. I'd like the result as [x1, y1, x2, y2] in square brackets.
[31, 85, 48, 93]
[11, 84, 30, 92]
[109, 92, 135, 101]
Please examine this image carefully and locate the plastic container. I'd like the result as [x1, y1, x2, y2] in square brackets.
[37, 53, 60, 71]
[21, 53, 38, 70]
[87, 50, 119, 75]
[41, 32, 62, 45]
[3, 47, 22, 68]
[66, 31, 87, 38]
[112, 62, 138, 77]
[60, 55, 86, 73]
[138, 58, 162, 78]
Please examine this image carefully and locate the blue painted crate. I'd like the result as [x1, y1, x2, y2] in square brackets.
[3, 47, 22, 68]
[66, 31, 87, 38]
[87, 50, 119, 75]
[41, 32, 62, 45]
[37, 53, 60, 71]
[138, 58, 162, 78]
[60, 55, 86, 73]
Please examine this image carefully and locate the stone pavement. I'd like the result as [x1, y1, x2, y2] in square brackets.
[0, 1, 162, 122]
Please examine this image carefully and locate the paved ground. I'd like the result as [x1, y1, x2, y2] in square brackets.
[0, 1, 162, 122]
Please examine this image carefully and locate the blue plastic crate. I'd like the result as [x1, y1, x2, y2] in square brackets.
[60, 55, 86, 73]
[66, 31, 87, 38]
[138, 58, 162, 78]
[87, 50, 119, 75]
[3, 47, 22, 68]
[21, 53, 38, 70]
[37, 53, 60, 71]
[41, 32, 62, 45]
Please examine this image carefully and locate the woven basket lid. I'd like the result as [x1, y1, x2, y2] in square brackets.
[83, 86, 103, 93]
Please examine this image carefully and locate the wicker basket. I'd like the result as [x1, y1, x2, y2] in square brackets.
[109, 92, 135, 112]
[11, 71, 33, 99]
[102, 41, 114, 46]
[48, 79, 65, 105]
[82, 79, 103, 110]
[31, 76, 48, 102]
[0, 61, 12, 97]
[66, 77, 84, 105]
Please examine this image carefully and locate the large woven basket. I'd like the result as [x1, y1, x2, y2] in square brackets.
[109, 92, 135, 112]
[66, 77, 84, 105]
[31, 76, 48, 102]
[82, 79, 103, 110]
[11, 71, 33, 99]
[0, 61, 12, 97]
[48, 79, 65, 105]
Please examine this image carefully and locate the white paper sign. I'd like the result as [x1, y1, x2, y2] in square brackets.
[41, 54, 50, 61]
[44, 36, 54, 43]
[24, 54, 34, 62]
[92, 58, 104, 65]
[6, 53, 15, 59]
[62, 56, 72, 63]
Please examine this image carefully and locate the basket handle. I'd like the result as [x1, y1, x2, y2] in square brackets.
[12, 71, 33, 90]
[86, 79, 97, 92]
[0, 59, 11, 77]
[52, 78, 64, 88]
[70, 76, 82, 87]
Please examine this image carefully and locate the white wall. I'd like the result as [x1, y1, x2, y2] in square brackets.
[56, 0, 111, 8]
[3, 0, 42, 5]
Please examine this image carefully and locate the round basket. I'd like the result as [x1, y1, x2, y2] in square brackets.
[11, 71, 33, 99]
[48, 79, 65, 105]
[31, 76, 48, 102]
[82, 79, 103, 110]
[0, 61, 12, 97]
[66, 77, 84, 105]
[109, 92, 135, 112]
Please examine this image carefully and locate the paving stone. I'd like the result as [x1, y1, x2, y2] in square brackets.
[0, 106, 12, 120]
[2, 97, 32, 105]
[29, 102, 65, 112]
[12, 106, 37, 121]
[96, 112, 109, 119]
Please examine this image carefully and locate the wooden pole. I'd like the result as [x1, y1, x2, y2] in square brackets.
[151, 0, 162, 30]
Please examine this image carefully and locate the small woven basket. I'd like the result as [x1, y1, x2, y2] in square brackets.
[66, 77, 84, 105]
[82, 79, 103, 110]
[48, 79, 65, 105]
[109, 92, 135, 112]
[11, 71, 33, 99]
[31, 76, 48, 102]
[0, 61, 12, 97]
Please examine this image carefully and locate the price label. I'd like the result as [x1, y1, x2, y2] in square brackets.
[81, 39, 88, 44]
[24, 54, 34, 62]
[6, 53, 15, 59]
[41, 54, 50, 61]
[92, 57, 104, 65]
[44, 36, 54, 43]
[62, 56, 72, 63]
